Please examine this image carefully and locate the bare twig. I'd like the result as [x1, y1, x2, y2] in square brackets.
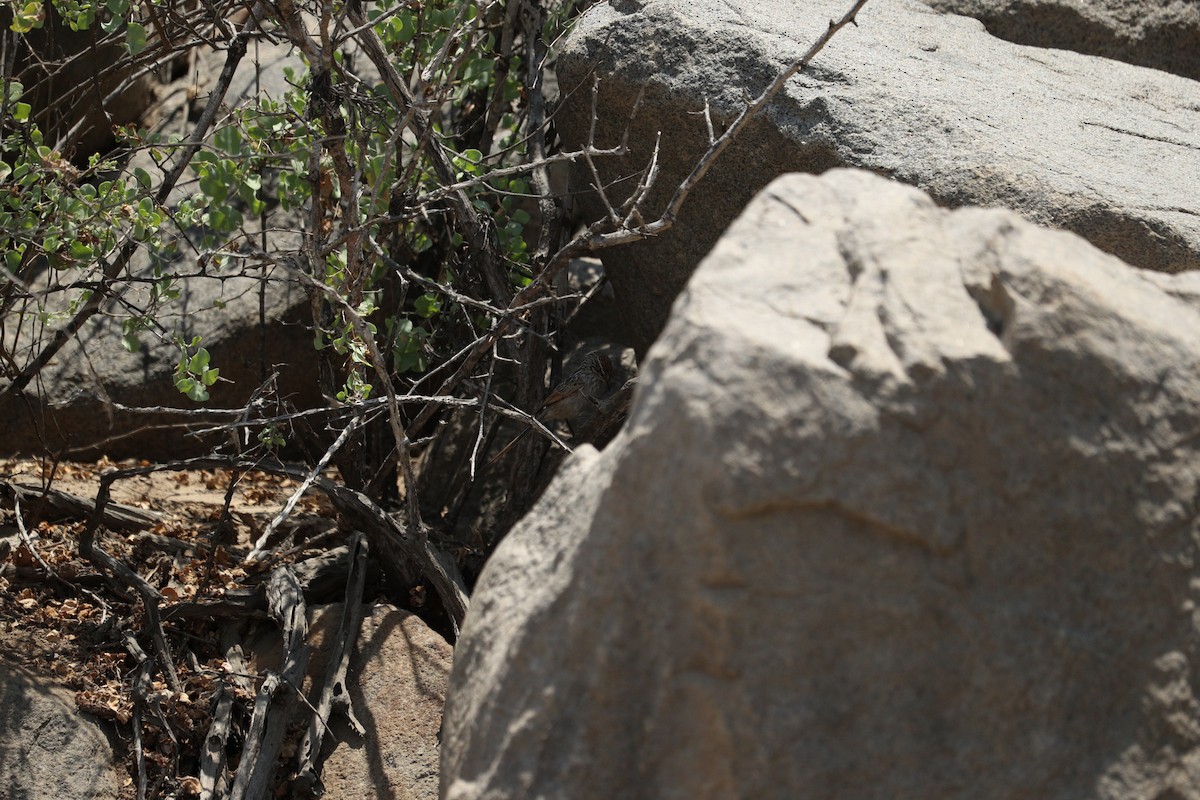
[557, 0, 872, 258]
[246, 412, 365, 563]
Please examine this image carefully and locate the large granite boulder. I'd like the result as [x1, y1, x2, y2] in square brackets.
[919, 0, 1200, 80]
[440, 169, 1200, 800]
[556, 0, 1200, 354]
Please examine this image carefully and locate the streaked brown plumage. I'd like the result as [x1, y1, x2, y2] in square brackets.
[535, 351, 613, 424]
[490, 351, 614, 464]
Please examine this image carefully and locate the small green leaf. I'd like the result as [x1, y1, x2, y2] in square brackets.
[125, 21, 147, 55]
[188, 348, 210, 373]
[391, 12, 415, 43]
[122, 333, 141, 352]
[11, 2, 44, 33]
[12, 103, 30, 122]
[257, 425, 286, 448]
[213, 125, 244, 154]
[414, 294, 441, 318]
[133, 167, 152, 189]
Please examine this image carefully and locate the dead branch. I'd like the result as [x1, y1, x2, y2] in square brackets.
[199, 636, 254, 800]
[124, 631, 155, 800]
[0, 479, 162, 531]
[229, 566, 311, 800]
[246, 412, 364, 563]
[292, 532, 368, 796]
[80, 492, 183, 692]
[87, 455, 469, 630]
[227, 672, 281, 800]
[197, 676, 235, 800]
[477, 0, 876, 332]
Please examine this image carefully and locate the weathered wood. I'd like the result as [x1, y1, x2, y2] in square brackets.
[162, 547, 370, 623]
[0, 480, 162, 531]
[163, 587, 267, 622]
[229, 567, 310, 800]
[198, 638, 249, 800]
[123, 632, 153, 800]
[198, 685, 234, 800]
[228, 672, 281, 800]
[293, 533, 369, 796]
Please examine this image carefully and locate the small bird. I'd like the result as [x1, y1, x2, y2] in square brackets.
[535, 350, 614, 426]
[490, 351, 614, 463]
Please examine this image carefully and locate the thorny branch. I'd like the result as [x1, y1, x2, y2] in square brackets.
[391, 0, 872, 449]
[542, 0, 873, 272]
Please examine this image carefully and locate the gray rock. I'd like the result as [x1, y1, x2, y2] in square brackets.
[0, 39, 321, 459]
[919, 0, 1200, 80]
[555, 0, 1200, 354]
[440, 169, 1200, 800]
[309, 605, 449, 800]
[249, 603, 449, 800]
[0, 250, 315, 459]
[0, 664, 121, 800]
